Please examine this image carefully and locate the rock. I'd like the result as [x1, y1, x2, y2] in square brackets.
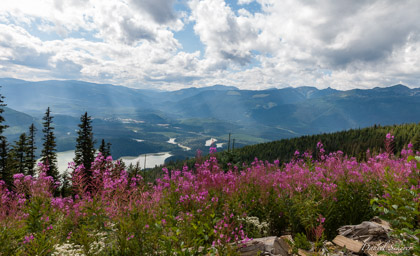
[297, 249, 310, 256]
[324, 241, 334, 247]
[338, 221, 391, 242]
[252, 236, 277, 254]
[273, 235, 293, 256]
[332, 235, 364, 254]
[238, 240, 265, 256]
[370, 216, 391, 229]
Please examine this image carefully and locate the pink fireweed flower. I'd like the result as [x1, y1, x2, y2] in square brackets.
[317, 214, 325, 224]
[209, 147, 217, 154]
[13, 173, 25, 180]
[23, 234, 34, 244]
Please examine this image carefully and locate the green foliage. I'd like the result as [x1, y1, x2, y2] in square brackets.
[0, 89, 10, 186]
[152, 123, 420, 177]
[0, 138, 10, 186]
[26, 197, 45, 233]
[98, 138, 111, 158]
[8, 133, 29, 175]
[0, 88, 8, 137]
[293, 193, 321, 238]
[322, 181, 379, 239]
[371, 157, 420, 256]
[26, 123, 37, 176]
[22, 231, 57, 256]
[74, 112, 96, 173]
[0, 221, 26, 256]
[293, 232, 311, 253]
[41, 107, 59, 180]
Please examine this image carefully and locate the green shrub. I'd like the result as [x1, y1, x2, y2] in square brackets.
[293, 232, 311, 253]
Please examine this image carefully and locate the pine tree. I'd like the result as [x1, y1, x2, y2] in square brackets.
[26, 124, 37, 176]
[98, 139, 111, 158]
[0, 89, 9, 184]
[74, 112, 96, 174]
[41, 107, 59, 180]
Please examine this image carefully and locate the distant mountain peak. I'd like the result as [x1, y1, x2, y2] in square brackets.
[371, 84, 410, 94]
[390, 84, 409, 89]
[205, 84, 239, 91]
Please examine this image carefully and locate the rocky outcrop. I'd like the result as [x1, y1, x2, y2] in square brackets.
[234, 217, 399, 256]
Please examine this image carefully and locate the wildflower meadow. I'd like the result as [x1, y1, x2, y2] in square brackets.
[0, 134, 419, 255]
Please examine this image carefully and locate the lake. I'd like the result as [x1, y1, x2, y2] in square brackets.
[41, 150, 172, 175]
[119, 152, 172, 169]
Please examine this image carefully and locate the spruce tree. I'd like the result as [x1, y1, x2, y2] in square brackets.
[41, 107, 59, 180]
[412, 132, 420, 152]
[26, 124, 37, 176]
[0, 89, 9, 184]
[98, 139, 111, 158]
[0, 92, 7, 137]
[74, 112, 96, 173]
[0, 139, 10, 185]
[9, 133, 28, 174]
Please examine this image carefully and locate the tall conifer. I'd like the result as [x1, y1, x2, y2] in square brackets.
[98, 139, 111, 158]
[26, 124, 37, 175]
[74, 112, 96, 174]
[0, 89, 9, 184]
[9, 133, 28, 174]
[41, 107, 59, 179]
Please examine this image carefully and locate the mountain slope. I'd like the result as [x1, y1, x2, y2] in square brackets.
[156, 122, 420, 175]
[0, 78, 153, 117]
[1, 78, 419, 159]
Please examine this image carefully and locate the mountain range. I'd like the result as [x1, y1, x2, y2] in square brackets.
[1, 78, 419, 161]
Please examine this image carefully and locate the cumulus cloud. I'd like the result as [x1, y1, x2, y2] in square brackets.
[189, 0, 259, 69]
[237, 0, 256, 5]
[0, 0, 420, 90]
[130, 0, 177, 24]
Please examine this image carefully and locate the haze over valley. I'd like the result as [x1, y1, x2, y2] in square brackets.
[2, 78, 419, 171]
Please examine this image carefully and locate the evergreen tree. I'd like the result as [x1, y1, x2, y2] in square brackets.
[98, 139, 111, 158]
[41, 107, 59, 180]
[0, 88, 7, 138]
[0, 139, 10, 185]
[60, 170, 72, 197]
[412, 132, 420, 152]
[74, 112, 96, 174]
[9, 133, 28, 174]
[0, 89, 9, 184]
[26, 123, 37, 176]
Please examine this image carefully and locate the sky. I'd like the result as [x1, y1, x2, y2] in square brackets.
[1, 0, 420, 90]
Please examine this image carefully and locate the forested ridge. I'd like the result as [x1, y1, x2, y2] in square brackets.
[156, 123, 420, 175]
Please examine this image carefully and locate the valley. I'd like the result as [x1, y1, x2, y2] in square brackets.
[2, 78, 420, 166]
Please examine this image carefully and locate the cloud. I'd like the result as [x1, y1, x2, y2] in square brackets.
[130, 0, 177, 24]
[237, 0, 256, 5]
[0, 0, 420, 90]
[191, 0, 420, 89]
[51, 59, 83, 79]
[0, 24, 52, 69]
[119, 18, 156, 44]
[189, 0, 258, 68]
